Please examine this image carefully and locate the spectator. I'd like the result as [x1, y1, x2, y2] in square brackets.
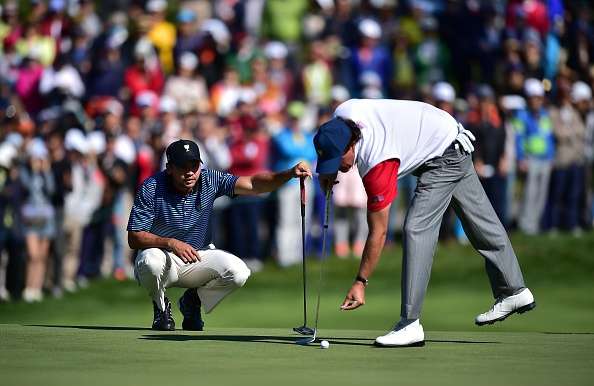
[227, 114, 269, 272]
[415, 16, 450, 87]
[333, 165, 368, 259]
[15, 51, 45, 117]
[514, 78, 555, 235]
[302, 39, 332, 106]
[572, 81, 594, 228]
[351, 18, 391, 97]
[164, 51, 209, 115]
[20, 138, 56, 302]
[195, 112, 231, 171]
[271, 102, 316, 267]
[39, 54, 85, 107]
[86, 26, 127, 99]
[62, 129, 103, 292]
[172, 8, 203, 64]
[124, 38, 164, 114]
[47, 130, 71, 297]
[145, 0, 176, 74]
[546, 77, 586, 234]
[0, 139, 23, 301]
[468, 85, 508, 225]
[15, 21, 56, 67]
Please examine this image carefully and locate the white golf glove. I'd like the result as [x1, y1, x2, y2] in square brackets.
[455, 124, 476, 154]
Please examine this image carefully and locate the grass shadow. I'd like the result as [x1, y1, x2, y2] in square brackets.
[27, 324, 152, 331]
[140, 334, 500, 346]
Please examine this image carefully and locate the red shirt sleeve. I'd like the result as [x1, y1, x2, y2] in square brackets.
[362, 159, 400, 212]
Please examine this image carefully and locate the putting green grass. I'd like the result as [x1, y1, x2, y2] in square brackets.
[1, 234, 593, 385]
[1, 325, 593, 386]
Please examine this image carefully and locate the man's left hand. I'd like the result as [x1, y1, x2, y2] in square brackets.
[456, 124, 476, 154]
[291, 161, 312, 179]
[340, 282, 366, 310]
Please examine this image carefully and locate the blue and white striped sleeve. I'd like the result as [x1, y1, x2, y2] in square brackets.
[211, 169, 239, 198]
[127, 177, 157, 232]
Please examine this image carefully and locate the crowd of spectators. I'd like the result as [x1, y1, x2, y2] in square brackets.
[0, 0, 593, 303]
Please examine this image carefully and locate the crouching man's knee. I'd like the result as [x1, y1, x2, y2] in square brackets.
[136, 248, 168, 279]
[230, 263, 251, 288]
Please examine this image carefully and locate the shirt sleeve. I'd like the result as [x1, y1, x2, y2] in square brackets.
[127, 177, 157, 232]
[361, 159, 400, 212]
[211, 169, 240, 198]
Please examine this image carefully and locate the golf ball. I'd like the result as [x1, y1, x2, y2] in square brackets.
[320, 340, 330, 349]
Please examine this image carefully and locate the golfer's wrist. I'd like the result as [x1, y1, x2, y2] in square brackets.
[355, 275, 369, 287]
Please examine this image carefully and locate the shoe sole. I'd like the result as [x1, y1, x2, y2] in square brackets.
[374, 340, 425, 348]
[151, 325, 175, 331]
[475, 301, 536, 326]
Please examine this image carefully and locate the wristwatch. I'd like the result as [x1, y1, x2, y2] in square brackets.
[355, 275, 369, 287]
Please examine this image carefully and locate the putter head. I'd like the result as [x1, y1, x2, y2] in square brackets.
[293, 326, 315, 335]
[295, 329, 317, 345]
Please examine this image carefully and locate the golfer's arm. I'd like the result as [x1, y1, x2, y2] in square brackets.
[234, 169, 293, 195]
[357, 205, 391, 280]
[128, 230, 174, 250]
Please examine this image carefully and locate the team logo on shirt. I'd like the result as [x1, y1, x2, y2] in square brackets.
[184, 144, 190, 152]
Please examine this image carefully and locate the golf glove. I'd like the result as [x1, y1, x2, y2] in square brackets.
[455, 124, 476, 154]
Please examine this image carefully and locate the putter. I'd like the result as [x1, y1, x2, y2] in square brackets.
[293, 177, 315, 336]
[296, 188, 332, 346]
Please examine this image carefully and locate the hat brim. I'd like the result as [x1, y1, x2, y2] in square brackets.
[316, 155, 341, 175]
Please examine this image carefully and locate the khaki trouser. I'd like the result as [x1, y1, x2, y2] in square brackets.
[134, 247, 251, 313]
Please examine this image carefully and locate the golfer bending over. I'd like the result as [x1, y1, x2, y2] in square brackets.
[314, 99, 535, 347]
[128, 139, 311, 331]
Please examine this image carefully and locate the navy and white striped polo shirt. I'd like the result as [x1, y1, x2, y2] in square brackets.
[127, 168, 238, 250]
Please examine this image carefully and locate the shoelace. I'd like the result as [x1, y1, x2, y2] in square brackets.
[487, 296, 506, 312]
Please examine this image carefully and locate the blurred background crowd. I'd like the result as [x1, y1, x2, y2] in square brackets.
[0, 0, 593, 303]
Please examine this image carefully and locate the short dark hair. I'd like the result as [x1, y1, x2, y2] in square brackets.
[337, 117, 362, 149]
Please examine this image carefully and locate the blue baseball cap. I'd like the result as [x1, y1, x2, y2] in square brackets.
[313, 118, 352, 174]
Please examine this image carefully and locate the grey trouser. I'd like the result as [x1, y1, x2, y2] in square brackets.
[401, 145, 526, 320]
[519, 158, 553, 234]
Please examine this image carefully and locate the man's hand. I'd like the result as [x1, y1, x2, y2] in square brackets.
[291, 161, 312, 179]
[456, 124, 476, 154]
[340, 282, 366, 310]
[168, 239, 201, 263]
[318, 173, 339, 193]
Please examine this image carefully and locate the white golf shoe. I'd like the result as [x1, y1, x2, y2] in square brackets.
[475, 288, 536, 326]
[374, 319, 425, 347]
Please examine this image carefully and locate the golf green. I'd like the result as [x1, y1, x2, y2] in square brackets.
[1, 234, 593, 385]
[1, 325, 593, 386]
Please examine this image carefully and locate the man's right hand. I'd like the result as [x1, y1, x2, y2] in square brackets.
[167, 239, 201, 263]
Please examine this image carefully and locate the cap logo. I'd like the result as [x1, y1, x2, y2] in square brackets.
[184, 144, 190, 152]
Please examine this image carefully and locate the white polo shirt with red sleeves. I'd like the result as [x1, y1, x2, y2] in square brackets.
[334, 99, 458, 179]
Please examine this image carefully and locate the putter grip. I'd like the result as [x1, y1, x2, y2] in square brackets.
[300, 177, 306, 216]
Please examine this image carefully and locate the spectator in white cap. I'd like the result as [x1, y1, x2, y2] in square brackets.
[512, 78, 555, 235]
[20, 138, 56, 302]
[159, 95, 182, 146]
[572, 81, 594, 227]
[164, 51, 210, 114]
[62, 129, 103, 292]
[351, 18, 390, 97]
[265, 41, 295, 104]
